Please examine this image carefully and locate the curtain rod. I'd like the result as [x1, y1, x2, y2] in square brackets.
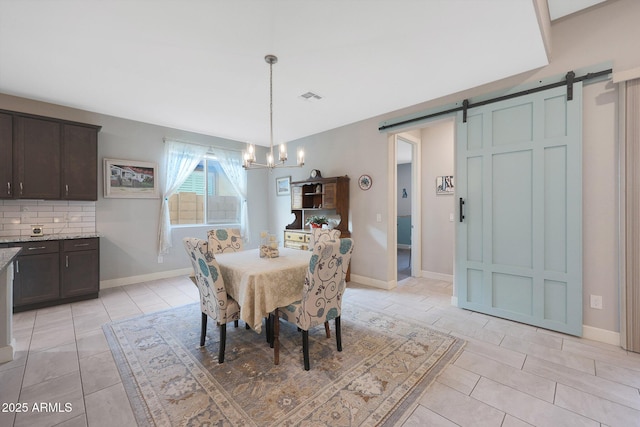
[378, 68, 612, 131]
[162, 137, 243, 153]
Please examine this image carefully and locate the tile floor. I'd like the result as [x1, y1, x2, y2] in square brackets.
[1, 275, 639, 426]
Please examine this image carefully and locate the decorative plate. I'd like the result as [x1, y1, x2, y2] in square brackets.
[358, 174, 372, 191]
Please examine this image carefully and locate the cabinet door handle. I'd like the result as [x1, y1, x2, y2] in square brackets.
[65, 184, 69, 196]
[459, 197, 465, 222]
[6, 182, 10, 195]
[74, 243, 90, 247]
[15, 260, 19, 273]
[19, 182, 23, 196]
[66, 255, 69, 268]
[28, 246, 47, 250]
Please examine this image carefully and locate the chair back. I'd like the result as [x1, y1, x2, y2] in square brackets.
[183, 237, 232, 323]
[207, 228, 243, 254]
[309, 228, 341, 250]
[298, 238, 354, 330]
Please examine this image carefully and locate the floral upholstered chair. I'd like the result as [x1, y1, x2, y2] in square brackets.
[183, 237, 241, 363]
[275, 238, 354, 370]
[308, 228, 341, 251]
[207, 228, 243, 254]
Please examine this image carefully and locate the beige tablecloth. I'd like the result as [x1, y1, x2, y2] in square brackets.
[215, 248, 311, 332]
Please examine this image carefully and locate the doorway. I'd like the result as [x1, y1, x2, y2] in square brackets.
[397, 137, 413, 281]
[390, 120, 456, 288]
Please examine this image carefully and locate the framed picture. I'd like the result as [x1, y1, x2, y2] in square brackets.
[276, 176, 291, 196]
[104, 158, 159, 198]
[436, 175, 454, 195]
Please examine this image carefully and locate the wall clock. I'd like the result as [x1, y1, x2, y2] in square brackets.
[358, 174, 372, 190]
[310, 169, 322, 179]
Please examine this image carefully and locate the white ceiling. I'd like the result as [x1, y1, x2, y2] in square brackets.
[0, 1, 605, 147]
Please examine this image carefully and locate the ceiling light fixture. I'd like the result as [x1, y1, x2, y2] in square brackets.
[242, 55, 304, 171]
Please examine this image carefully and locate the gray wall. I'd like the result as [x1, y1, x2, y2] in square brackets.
[421, 121, 455, 276]
[397, 163, 411, 216]
[0, 93, 270, 283]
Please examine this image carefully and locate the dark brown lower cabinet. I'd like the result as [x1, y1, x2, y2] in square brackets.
[12, 241, 60, 307]
[10, 238, 100, 312]
[61, 238, 99, 298]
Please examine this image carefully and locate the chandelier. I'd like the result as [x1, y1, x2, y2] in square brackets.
[242, 54, 305, 170]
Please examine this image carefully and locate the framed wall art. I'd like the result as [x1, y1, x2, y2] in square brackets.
[276, 176, 291, 196]
[436, 175, 454, 195]
[104, 158, 159, 198]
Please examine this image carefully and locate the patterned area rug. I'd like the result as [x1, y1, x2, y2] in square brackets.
[103, 302, 464, 426]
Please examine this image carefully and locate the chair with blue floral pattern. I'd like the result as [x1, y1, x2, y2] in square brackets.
[275, 238, 354, 370]
[207, 228, 243, 254]
[308, 228, 341, 251]
[183, 237, 241, 363]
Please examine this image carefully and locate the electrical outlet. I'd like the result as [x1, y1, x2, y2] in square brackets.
[590, 295, 603, 310]
[449, 213, 454, 222]
[157, 255, 163, 263]
[376, 213, 382, 222]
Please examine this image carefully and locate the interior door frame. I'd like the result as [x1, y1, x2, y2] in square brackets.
[388, 132, 422, 283]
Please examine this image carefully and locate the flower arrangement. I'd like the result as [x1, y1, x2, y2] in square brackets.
[259, 231, 279, 258]
[305, 215, 329, 228]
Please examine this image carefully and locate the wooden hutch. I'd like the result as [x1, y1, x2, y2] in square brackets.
[284, 175, 350, 251]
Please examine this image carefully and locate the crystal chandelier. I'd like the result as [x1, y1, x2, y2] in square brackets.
[242, 55, 305, 170]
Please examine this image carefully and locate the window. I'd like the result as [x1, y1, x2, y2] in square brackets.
[168, 158, 241, 225]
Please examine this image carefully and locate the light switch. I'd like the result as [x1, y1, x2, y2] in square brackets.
[376, 213, 382, 222]
[449, 213, 454, 222]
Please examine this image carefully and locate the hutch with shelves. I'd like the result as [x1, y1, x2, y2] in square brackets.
[284, 175, 350, 251]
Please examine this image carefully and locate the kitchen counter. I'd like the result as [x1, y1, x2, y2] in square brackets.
[0, 247, 21, 363]
[0, 233, 100, 244]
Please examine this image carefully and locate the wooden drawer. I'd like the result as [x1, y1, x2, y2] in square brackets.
[11, 240, 59, 255]
[284, 231, 310, 243]
[62, 237, 99, 252]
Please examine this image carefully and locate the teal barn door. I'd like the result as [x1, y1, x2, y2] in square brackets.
[455, 83, 583, 336]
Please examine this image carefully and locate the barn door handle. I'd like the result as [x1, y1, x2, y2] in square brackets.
[459, 198, 465, 222]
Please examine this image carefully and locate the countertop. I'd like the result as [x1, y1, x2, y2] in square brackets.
[0, 233, 100, 244]
[0, 248, 21, 272]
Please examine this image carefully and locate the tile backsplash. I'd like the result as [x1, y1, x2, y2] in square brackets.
[0, 200, 96, 238]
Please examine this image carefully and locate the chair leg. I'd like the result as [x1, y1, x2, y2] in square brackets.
[234, 319, 239, 328]
[274, 311, 280, 365]
[218, 324, 227, 363]
[267, 314, 275, 347]
[302, 330, 310, 371]
[200, 313, 207, 347]
[324, 321, 331, 338]
[336, 316, 342, 352]
[245, 322, 250, 330]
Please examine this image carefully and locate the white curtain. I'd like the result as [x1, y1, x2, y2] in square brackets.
[157, 140, 208, 255]
[215, 148, 250, 243]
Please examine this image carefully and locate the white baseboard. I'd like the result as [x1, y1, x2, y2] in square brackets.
[582, 325, 620, 346]
[349, 274, 397, 290]
[422, 270, 454, 282]
[100, 268, 192, 289]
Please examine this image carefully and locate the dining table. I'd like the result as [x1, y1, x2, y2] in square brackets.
[214, 247, 311, 333]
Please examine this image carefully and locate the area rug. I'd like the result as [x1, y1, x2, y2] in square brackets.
[103, 302, 464, 426]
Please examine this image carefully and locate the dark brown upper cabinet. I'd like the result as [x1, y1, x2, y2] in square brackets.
[2, 109, 101, 201]
[0, 113, 12, 199]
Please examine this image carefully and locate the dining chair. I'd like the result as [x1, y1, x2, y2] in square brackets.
[207, 228, 243, 254]
[275, 238, 354, 370]
[183, 237, 241, 363]
[308, 228, 340, 250]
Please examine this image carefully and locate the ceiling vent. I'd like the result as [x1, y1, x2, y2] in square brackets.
[300, 91, 322, 101]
